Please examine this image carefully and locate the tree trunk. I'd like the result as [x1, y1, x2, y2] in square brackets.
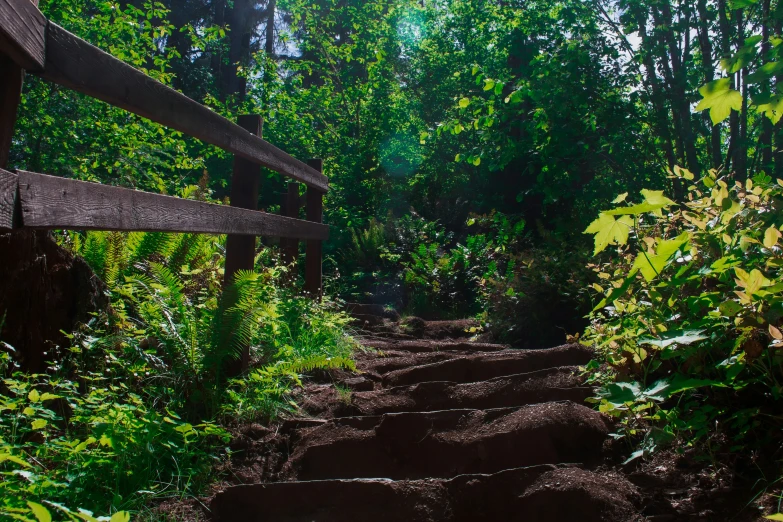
[654, 0, 701, 176]
[760, 0, 774, 173]
[697, 0, 722, 169]
[635, 7, 676, 169]
[736, 8, 748, 180]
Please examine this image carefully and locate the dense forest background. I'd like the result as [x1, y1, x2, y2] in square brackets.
[12, 0, 783, 322]
[5, 0, 783, 519]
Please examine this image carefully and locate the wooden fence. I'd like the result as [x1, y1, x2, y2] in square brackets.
[0, 0, 328, 301]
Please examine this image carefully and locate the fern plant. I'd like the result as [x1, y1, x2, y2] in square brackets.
[60, 230, 358, 420]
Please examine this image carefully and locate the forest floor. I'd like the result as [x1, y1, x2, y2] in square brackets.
[156, 312, 773, 521]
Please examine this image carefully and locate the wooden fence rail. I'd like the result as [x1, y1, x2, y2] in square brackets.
[0, 0, 330, 370]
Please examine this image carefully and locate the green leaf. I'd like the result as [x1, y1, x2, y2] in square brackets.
[597, 382, 640, 406]
[31, 419, 47, 430]
[483, 79, 495, 91]
[27, 502, 51, 522]
[729, 0, 758, 8]
[765, 514, 783, 521]
[640, 329, 708, 349]
[719, 300, 743, 317]
[28, 389, 40, 403]
[642, 376, 719, 401]
[583, 213, 634, 254]
[612, 192, 628, 203]
[696, 78, 742, 125]
[632, 233, 690, 281]
[109, 512, 131, 522]
[458, 97, 470, 108]
[754, 93, 783, 124]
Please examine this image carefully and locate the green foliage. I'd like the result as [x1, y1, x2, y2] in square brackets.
[3, 231, 357, 518]
[0, 370, 223, 520]
[583, 167, 783, 459]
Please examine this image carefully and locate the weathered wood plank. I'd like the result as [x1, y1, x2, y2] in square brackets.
[0, 0, 45, 71]
[37, 23, 329, 191]
[16, 170, 329, 240]
[0, 167, 18, 229]
[304, 159, 324, 298]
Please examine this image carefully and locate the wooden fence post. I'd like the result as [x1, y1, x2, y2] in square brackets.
[280, 182, 300, 276]
[223, 114, 262, 374]
[0, 55, 23, 169]
[224, 114, 263, 286]
[304, 159, 324, 299]
[0, 0, 40, 169]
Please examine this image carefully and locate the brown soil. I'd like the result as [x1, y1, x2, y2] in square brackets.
[161, 314, 768, 521]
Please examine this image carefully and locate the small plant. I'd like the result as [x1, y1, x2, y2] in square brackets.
[334, 384, 353, 405]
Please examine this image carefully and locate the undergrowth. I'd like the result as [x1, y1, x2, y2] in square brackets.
[1, 231, 356, 521]
[582, 166, 783, 472]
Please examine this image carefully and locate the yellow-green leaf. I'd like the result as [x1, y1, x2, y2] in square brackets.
[99, 434, 113, 447]
[764, 226, 781, 248]
[640, 189, 675, 207]
[765, 515, 783, 521]
[612, 192, 628, 203]
[27, 502, 51, 522]
[696, 78, 742, 125]
[28, 390, 40, 403]
[31, 419, 47, 430]
[0, 452, 31, 468]
[109, 512, 131, 522]
[584, 213, 634, 254]
[458, 97, 470, 108]
[755, 94, 783, 124]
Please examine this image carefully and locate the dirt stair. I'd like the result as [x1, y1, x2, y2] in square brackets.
[210, 315, 642, 521]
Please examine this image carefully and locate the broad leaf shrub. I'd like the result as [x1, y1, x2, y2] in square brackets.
[583, 167, 783, 460]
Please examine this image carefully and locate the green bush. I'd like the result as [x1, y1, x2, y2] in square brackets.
[583, 167, 783, 460]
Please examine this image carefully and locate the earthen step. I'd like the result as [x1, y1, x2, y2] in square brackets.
[281, 401, 609, 481]
[380, 343, 593, 386]
[211, 465, 641, 522]
[356, 339, 510, 353]
[303, 366, 592, 417]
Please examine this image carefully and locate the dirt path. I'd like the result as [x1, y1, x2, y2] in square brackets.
[208, 315, 647, 521]
[205, 314, 763, 521]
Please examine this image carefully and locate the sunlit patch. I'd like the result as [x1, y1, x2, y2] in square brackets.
[397, 7, 427, 53]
